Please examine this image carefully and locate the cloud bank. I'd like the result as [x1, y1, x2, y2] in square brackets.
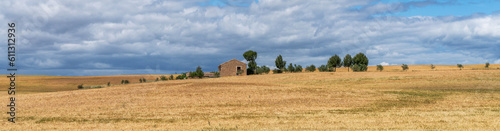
[0, 0, 499, 76]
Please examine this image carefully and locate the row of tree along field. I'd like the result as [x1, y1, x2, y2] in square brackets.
[244, 50, 369, 75]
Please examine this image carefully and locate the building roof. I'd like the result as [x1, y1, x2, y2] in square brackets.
[219, 59, 247, 66]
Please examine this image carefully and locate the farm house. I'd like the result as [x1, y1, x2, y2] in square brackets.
[218, 59, 247, 77]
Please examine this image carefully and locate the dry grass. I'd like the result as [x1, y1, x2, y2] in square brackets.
[1, 65, 500, 130]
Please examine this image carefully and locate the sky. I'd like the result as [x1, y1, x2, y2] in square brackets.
[1, 0, 499, 76]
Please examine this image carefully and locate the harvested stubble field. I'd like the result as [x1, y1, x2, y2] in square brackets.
[1, 65, 500, 130]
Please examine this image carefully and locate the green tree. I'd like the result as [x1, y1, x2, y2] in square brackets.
[142, 78, 146, 82]
[139, 78, 143, 83]
[352, 53, 369, 72]
[305, 64, 316, 72]
[169, 75, 174, 80]
[318, 65, 328, 72]
[256, 65, 271, 74]
[275, 55, 286, 73]
[121, 80, 124, 84]
[195, 66, 204, 78]
[343, 54, 353, 72]
[457, 64, 463, 70]
[124, 80, 129, 84]
[327, 54, 342, 72]
[243, 50, 258, 75]
[402, 64, 409, 71]
[107, 82, 110, 86]
[295, 65, 303, 72]
[288, 63, 295, 73]
[486, 62, 490, 68]
[376, 65, 384, 72]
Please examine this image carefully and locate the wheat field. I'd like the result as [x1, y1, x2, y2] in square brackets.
[1, 65, 500, 130]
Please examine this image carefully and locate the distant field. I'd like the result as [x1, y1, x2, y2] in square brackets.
[1, 64, 499, 130]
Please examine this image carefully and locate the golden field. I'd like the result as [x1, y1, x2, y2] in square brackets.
[1, 64, 500, 130]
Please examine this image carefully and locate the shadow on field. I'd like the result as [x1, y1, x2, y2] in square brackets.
[329, 88, 500, 114]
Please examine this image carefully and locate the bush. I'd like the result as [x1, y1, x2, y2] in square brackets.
[272, 69, 281, 74]
[121, 80, 124, 84]
[160, 75, 167, 81]
[431, 64, 435, 70]
[401, 64, 409, 71]
[107, 82, 110, 86]
[156, 78, 159, 81]
[169, 75, 174, 80]
[352, 64, 367, 72]
[457, 64, 463, 70]
[124, 80, 129, 84]
[295, 65, 303, 72]
[287, 63, 295, 73]
[142, 78, 146, 82]
[305, 64, 316, 72]
[78, 84, 84, 89]
[376, 65, 383, 72]
[486, 62, 490, 68]
[212, 71, 220, 77]
[139, 78, 143, 83]
[318, 65, 328, 72]
[256, 66, 270, 74]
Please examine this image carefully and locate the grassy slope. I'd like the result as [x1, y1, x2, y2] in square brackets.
[0, 65, 499, 130]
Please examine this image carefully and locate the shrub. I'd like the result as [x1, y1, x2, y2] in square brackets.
[121, 80, 124, 84]
[401, 64, 409, 71]
[78, 84, 84, 89]
[431, 64, 435, 70]
[486, 62, 490, 68]
[318, 65, 328, 72]
[256, 66, 270, 74]
[160, 75, 167, 81]
[457, 64, 463, 70]
[142, 78, 146, 82]
[139, 78, 143, 83]
[124, 80, 129, 84]
[352, 64, 367, 72]
[169, 75, 174, 80]
[305, 64, 316, 72]
[376, 65, 383, 72]
[107, 82, 110, 86]
[156, 78, 159, 81]
[212, 71, 220, 77]
[295, 65, 303, 72]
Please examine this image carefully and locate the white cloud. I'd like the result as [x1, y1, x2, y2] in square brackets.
[380, 62, 390, 66]
[1, 0, 499, 75]
[494, 59, 500, 64]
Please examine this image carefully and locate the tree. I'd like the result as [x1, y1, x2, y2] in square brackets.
[486, 62, 490, 68]
[275, 55, 286, 73]
[457, 64, 463, 70]
[139, 78, 143, 83]
[156, 78, 159, 81]
[121, 80, 124, 84]
[107, 82, 110, 86]
[327, 54, 342, 72]
[124, 80, 129, 84]
[306, 64, 316, 72]
[431, 64, 435, 70]
[169, 75, 174, 80]
[243, 50, 258, 75]
[142, 78, 146, 82]
[288, 63, 295, 73]
[352, 53, 369, 72]
[343, 54, 353, 72]
[212, 71, 220, 77]
[377, 65, 384, 72]
[195, 66, 204, 78]
[256, 65, 270, 74]
[318, 65, 328, 72]
[295, 65, 303, 72]
[401, 64, 409, 71]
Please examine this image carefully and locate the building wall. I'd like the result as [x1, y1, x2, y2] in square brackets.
[219, 59, 247, 77]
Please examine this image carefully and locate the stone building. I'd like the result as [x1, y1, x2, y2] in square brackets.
[218, 59, 247, 77]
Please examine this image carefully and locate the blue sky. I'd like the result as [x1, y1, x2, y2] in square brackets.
[1, 0, 499, 76]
